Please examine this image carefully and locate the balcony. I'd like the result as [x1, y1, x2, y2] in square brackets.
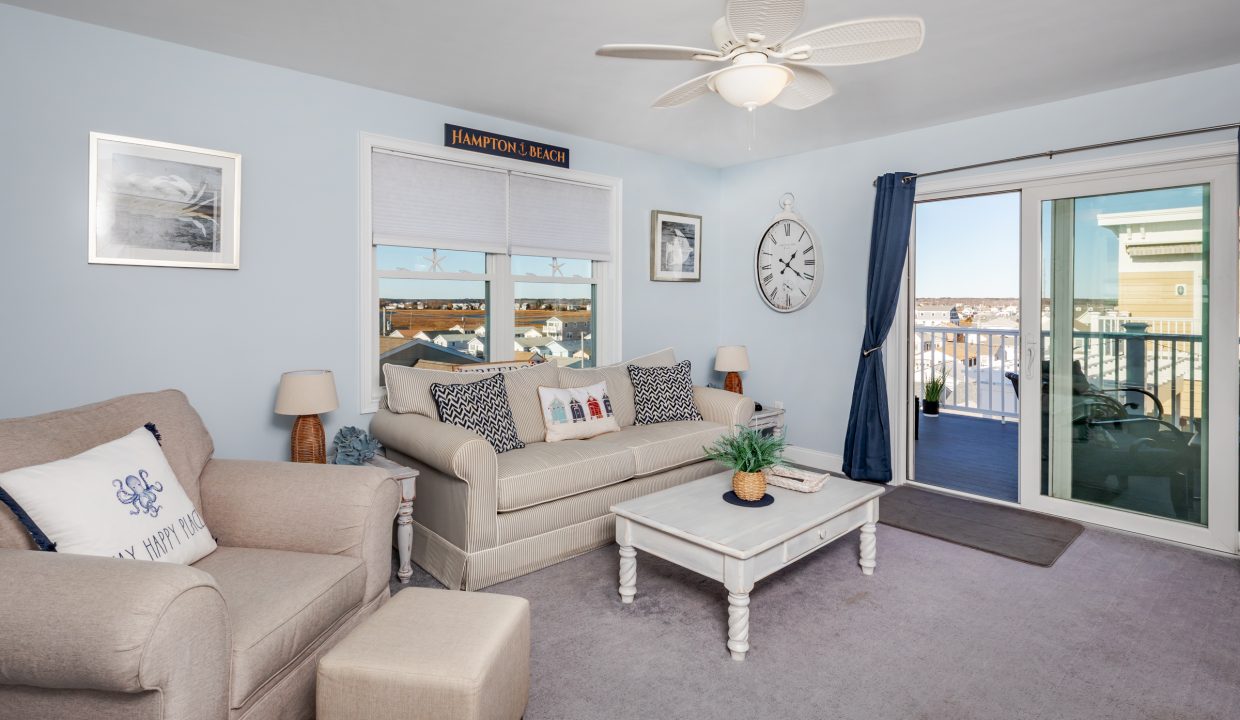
[912, 324, 1206, 509]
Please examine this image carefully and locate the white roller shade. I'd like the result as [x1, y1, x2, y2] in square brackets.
[508, 172, 613, 261]
[371, 150, 508, 253]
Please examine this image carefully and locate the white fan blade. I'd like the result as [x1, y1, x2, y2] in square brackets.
[772, 66, 834, 110]
[726, 0, 805, 46]
[652, 72, 716, 108]
[782, 17, 924, 66]
[596, 44, 723, 61]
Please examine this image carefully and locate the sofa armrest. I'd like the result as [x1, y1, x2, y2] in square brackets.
[695, 386, 755, 428]
[370, 409, 498, 485]
[370, 410, 501, 554]
[199, 458, 400, 603]
[0, 549, 230, 719]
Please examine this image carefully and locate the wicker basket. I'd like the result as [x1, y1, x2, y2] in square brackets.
[732, 470, 767, 502]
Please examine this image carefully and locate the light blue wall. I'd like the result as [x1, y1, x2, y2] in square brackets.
[0, 5, 722, 460]
[718, 62, 1240, 458]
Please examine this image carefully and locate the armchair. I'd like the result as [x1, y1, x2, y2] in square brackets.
[0, 390, 400, 720]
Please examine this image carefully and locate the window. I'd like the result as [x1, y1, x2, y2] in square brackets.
[361, 136, 620, 411]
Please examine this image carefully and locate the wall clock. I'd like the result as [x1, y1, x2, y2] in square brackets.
[754, 194, 821, 313]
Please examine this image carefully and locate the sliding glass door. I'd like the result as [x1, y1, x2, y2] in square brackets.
[1018, 164, 1238, 551]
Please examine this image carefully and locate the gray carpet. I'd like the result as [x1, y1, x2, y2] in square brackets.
[879, 486, 1084, 566]
[392, 525, 1240, 720]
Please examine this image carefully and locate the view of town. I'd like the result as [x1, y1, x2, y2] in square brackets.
[378, 295, 594, 373]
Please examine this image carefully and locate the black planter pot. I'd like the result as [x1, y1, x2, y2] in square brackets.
[922, 399, 940, 416]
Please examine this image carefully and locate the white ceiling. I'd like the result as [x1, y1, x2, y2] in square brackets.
[10, 0, 1240, 167]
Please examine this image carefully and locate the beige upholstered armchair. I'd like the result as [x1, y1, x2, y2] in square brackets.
[0, 390, 400, 720]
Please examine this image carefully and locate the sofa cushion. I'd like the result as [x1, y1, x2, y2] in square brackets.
[496, 441, 636, 512]
[193, 546, 365, 709]
[384, 361, 556, 444]
[0, 390, 215, 551]
[558, 347, 676, 427]
[586, 420, 727, 477]
[430, 374, 525, 454]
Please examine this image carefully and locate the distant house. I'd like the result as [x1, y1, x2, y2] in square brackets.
[543, 316, 563, 338]
[434, 333, 485, 356]
[515, 326, 541, 338]
[412, 330, 432, 341]
[543, 317, 591, 341]
[915, 304, 958, 326]
[473, 323, 486, 337]
[514, 337, 568, 358]
[387, 329, 405, 338]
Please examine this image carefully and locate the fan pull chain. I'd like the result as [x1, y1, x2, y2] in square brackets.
[747, 107, 757, 151]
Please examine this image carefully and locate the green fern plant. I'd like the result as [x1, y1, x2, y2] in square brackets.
[703, 426, 786, 473]
[923, 374, 947, 403]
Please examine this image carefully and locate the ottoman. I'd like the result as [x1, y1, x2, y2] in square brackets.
[317, 588, 530, 720]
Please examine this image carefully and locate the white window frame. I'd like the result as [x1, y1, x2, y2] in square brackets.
[358, 133, 623, 414]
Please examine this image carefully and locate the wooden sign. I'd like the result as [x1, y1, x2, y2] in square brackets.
[444, 124, 569, 168]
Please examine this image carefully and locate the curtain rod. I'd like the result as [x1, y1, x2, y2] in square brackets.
[872, 122, 1240, 187]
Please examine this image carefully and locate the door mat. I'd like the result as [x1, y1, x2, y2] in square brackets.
[879, 487, 1083, 567]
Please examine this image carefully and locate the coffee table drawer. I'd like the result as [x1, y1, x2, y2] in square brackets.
[781, 503, 870, 563]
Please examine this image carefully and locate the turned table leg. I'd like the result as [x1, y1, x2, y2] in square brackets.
[727, 592, 751, 661]
[859, 521, 877, 576]
[618, 545, 637, 604]
[396, 477, 414, 584]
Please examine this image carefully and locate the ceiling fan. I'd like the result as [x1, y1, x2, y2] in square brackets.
[596, 0, 924, 112]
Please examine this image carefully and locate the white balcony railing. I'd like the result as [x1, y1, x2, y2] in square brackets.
[914, 326, 1020, 420]
[914, 324, 1208, 425]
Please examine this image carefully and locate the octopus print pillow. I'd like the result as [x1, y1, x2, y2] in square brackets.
[0, 425, 216, 564]
[538, 381, 621, 442]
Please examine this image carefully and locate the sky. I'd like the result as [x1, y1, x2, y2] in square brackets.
[915, 185, 1205, 299]
[376, 246, 592, 300]
[915, 192, 1020, 298]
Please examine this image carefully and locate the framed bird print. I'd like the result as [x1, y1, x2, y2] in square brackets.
[650, 210, 702, 282]
[89, 132, 241, 269]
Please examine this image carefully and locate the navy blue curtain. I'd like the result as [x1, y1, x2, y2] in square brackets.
[841, 172, 917, 482]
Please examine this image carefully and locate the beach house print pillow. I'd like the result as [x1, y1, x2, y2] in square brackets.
[538, 381, 621, 442]
[0, 426, 217, 565]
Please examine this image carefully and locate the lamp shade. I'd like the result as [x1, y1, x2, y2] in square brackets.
[715, 346, 750, 373]
[275, 370, 338, 416]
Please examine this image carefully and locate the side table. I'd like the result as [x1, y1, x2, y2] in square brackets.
[748, 406, 786, 439]
[365, 454, 419, 584]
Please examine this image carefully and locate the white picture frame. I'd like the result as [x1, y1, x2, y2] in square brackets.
[89, 132, 241, 269]
[650, 210, 702, 282]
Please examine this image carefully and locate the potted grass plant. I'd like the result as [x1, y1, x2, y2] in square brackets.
[922, 374, 946, 417]
[704, 426, 787, 502]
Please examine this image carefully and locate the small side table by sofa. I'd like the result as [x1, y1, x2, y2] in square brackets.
[365, 454, 418, 584]
[748, 406, 785, 439]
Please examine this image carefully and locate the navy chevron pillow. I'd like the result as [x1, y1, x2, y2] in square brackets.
[627, 360, 703, 425]
[430, 373, 525, 453]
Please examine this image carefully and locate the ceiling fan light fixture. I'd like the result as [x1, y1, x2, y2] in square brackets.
[707, 53, 793, 110]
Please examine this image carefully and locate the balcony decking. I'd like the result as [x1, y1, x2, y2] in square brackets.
[914, 412, 1018, 502]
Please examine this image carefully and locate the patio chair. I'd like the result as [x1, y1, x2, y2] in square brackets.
[1004, 362, 1196, 520]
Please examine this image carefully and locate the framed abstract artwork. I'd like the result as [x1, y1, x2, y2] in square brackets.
[89, 132, 241, 269]
[650, 210, 702, 282]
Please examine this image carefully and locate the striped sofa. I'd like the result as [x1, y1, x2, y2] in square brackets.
[371, 349, 754, 590]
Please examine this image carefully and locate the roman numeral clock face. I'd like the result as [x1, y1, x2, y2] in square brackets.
[756, 218, 820, 312]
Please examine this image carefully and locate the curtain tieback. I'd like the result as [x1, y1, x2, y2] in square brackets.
[862, 346, 883, 356]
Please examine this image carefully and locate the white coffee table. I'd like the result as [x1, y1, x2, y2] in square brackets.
[611, 471, 881, 661]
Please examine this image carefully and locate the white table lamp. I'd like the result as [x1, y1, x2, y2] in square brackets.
[715, 346, 750, 395]
[275, 370, 338, 463]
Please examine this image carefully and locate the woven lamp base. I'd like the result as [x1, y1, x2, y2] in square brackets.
[291, 414, 326, 464]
